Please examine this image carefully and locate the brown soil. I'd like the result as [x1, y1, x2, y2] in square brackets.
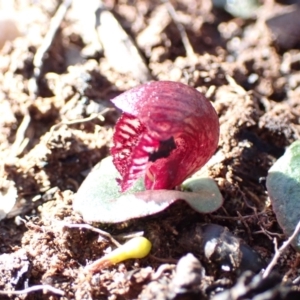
[1, 0, 300, 299]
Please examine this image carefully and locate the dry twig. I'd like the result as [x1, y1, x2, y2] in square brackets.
[0, 285, 64, 296]
[211, 212, 264, 221]
[263, 221, 300, 278]
[46, 107, 113, 144]
[29, 0, 73, 97]
[61, 222, 121, 247]
[9, 111, 31, 159]
[162, 0, 196, 60]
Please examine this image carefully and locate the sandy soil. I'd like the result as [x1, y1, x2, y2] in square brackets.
[1, 0, 300, 299]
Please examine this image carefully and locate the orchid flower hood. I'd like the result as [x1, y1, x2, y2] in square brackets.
[111, 81, 219, 192]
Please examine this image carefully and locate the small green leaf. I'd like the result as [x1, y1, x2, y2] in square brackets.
[181, 177, 224, 213]
[212, 0, 260, 19]
[73, 156, 223, 223]
[266, 141, 300, 251]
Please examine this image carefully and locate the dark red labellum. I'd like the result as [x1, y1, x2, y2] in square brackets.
[111, 81, 219, 192]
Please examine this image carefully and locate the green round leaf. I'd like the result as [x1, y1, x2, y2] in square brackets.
[73, 156, 223, 223]
[181, 177, 224, 213]
[266, 141, 300, 251]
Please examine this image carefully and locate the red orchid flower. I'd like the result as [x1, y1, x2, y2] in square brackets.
[111, 81, 219, 192]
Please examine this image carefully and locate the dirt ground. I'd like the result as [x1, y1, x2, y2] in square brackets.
[1, 0, 300, 299]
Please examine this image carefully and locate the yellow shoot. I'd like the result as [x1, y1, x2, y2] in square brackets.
[85, 236, 152, 273]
